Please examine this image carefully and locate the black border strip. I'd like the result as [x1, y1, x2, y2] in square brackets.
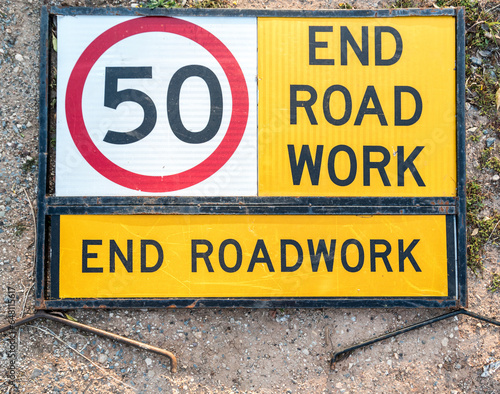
[35, 6, 50, 305]
[49, 6, 457, 18]
[43, 298, 460, 309]
[446, 215, 456, 299]
[455, 7, 467, 308]
[50, 216, 61, 299]
[47, 196, 457, 207]
[46, 205, 455, 215]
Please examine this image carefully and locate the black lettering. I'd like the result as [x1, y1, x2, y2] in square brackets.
[82, 240, 103, 273]
[323, 85, 352, 126]
[290, 85, 318, 125]
[341, 239, 364, 272]
[397, 146, 425, 186]
[354, 86, 388, 126]
[341, 26, 369, 66]
[167, 65, 223, 144]
[219, 239, 243, 273]
[309, 26, 335, 65]
[395, 86, 422, 126]
[281, 239, 303, 272]
[288, 145, 323, 185]
[370, 239, 393, 272]
[192, 239, 214, 272]
[110, 240, 133, 273]
[103, 67, 156, 145]
[363, 146, 391, 186]
[399, 239, 421, 272]
[328, 145, 357, 186]
[248, 239, 275, 272]
[375, 26, 403, 66]
[308, 239, 336, 272]
[141, 240, 163, 273]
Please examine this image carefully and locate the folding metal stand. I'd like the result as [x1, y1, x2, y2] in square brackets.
[330, 309, 500, 369]
[0, 310, 177, 372]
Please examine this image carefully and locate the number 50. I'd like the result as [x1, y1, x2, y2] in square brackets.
[103, 66, 223, 145]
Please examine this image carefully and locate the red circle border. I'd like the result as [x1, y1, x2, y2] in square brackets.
[65, 17, 249, 193]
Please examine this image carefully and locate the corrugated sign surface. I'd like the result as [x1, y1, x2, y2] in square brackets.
[56, 214, 450, 298]
[56, 16, 257, 196]
[258, 17, 456, 197]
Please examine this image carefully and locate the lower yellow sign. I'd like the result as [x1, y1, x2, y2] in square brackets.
[57, 215, 449, 298]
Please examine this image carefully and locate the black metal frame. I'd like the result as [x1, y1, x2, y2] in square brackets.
[37, 6, 466, 309]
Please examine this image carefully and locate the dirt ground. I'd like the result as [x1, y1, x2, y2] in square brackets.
[0, 0, 499, 392]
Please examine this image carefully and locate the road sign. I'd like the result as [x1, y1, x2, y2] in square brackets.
[53, 214, 452, 299]
[258, 17, 457, 197]
[37, 7, 466, 309]
[56, 15, 257, 196]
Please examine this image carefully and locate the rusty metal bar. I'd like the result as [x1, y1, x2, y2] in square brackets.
[0, 310, 177, 372]
[330, 309, 500, 369]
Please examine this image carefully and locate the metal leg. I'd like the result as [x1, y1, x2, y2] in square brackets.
[0, 310, 177, 372]
[330, 309, 500, 369]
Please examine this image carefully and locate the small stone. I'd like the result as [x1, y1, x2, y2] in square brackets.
[98, 354, 107, 363]
[493, 175, 500, 182]
[14, 53, 23, 62]
[478, 50, 491, 58]
[470, 56, 482, 67]
[466, 127, 477, 133]
[481, 360, 500, 377]
[31, 368, 42, 378]
[454, 363, 462, 370]
[486, 138, 495, 148]
[302, 349, 309, 356]
[441, 337, 449, 347]
[145, 357, 152, 367]
[26, 121, 32, 128]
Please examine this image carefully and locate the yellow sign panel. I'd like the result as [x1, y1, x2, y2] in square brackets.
[258, 17, 456, 197]
[57, 215, 448, 298]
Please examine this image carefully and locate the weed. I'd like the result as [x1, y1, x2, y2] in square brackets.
[21, 157, 36, 173]
[391, 0, 417, 7]
[489, 273, 500, 293]
[338, 3, 353, 9]
[486, 156, 500, 174]
[467, 132, 481, 142]
[466, 179, 484, 215]
[140, 0, 232, 8]
[141, 0, 180, 8]
[191, 0, 232, 8]
[479, 146, 493, 169]
[478, 146, 500, 173]
[465, 179, 495, 273]
[13, 221, 26, 237]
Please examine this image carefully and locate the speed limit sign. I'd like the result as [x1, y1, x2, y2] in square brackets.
[56, 15, 257, 196]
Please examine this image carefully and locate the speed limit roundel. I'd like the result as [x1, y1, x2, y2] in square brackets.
[57, 16, 257, 196]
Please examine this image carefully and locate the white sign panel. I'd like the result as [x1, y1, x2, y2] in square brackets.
[56, 15, 257, 196]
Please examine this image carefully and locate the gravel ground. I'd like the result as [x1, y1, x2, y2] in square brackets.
[0, 0, 499, 393]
